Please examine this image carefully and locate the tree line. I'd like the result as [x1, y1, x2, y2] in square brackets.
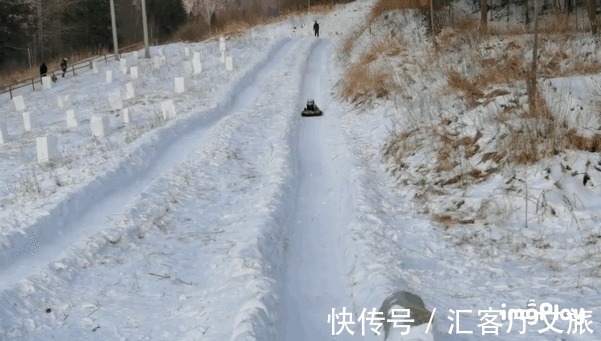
[477, 0, 598, 31]
[0, 0, 351, 74]
[0, 0, 186, 72]
[2, 0, 599, 74]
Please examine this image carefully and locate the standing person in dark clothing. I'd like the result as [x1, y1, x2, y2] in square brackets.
[39, 63, 48, 77]
[60, 58, 67, 77]
[313, 20, 319, 37]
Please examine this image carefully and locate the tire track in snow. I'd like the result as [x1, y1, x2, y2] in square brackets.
[282, 39, 356, 340]
[0, 38, 298, 291]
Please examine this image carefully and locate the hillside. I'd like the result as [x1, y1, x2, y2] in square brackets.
[0, 0, 599, 340]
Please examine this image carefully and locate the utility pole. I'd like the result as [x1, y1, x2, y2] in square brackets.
[37, 0, 43, 60]
[308, 0, 310, 13]
[110, 0, 120, 61]
[141, 0, 150, 58]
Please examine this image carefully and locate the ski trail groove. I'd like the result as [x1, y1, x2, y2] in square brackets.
[283, 39, 355, 341]
[0, 39, 298, 291]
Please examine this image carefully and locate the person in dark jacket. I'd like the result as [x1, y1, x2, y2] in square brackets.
[313, 20, 319, 37]
[60, 58, 67, 77]
[39, 63, 48, 77]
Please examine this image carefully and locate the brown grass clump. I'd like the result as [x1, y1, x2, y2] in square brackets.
[490, 24, 527, 36]
[506, 119, 564, 164]
[433, 214, 454, 226]
[341, 38, 404, 104]
[477, 56, 526, 87]
[566, 130, 601, 152]
[446, 69, 483, 104]
[433, 214, 475, 228]
[370, 0, 429, 22]
[310, 3, 339, 13]
[506, 123, 549, 164]
[505, 41, 521, 50]
[0, 68, 39, 86]
[436, 142, 454, 172]
[435, 130, 482, 172]
[541, 50, 601, 77]
[502, 88, 566, 164]
[567, 60, 601, 76]
[384, 129, 418, 174]
[437, 17, 479, 51]
[341, 64, 395, 104]
[360, 38, 405, 64]
[481, 152, 505, 164]
[172, 19, 211, 42]
[466, 168, 485, 179]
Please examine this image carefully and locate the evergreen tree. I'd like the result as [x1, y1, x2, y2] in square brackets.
[61, 0, 112, 54]
[0, 0, 34, 70]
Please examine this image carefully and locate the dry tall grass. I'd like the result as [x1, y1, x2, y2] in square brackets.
[341, 63, 395, 104]
[437, 16, 479, 52]
[370, 0, 429, 22]
[478, 56, 526, 86]
[566, 131, 601, 152]
[446, 69, 483, 105]
[342, 0, 433, 57]
[341, 38, 404, 104]
[341, 23, 368, 57]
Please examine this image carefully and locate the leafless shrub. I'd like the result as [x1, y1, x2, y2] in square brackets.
[7, 169, 43, 201]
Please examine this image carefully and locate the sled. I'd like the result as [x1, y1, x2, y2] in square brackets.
[301, 99, 323, 117]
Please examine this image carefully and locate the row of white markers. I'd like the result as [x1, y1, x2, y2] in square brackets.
[28, 36, 233, 90]
[3, 38, 232, 163]
[3, 93, 178, 163]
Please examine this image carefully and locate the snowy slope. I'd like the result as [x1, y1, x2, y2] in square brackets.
[338, 3, 601, 341]
[1, 0, 599, 340]
[0, 1, 387, 340]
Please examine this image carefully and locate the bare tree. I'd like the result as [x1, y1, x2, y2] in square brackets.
[528, 0, 540, 116]
[181, 0, 223, 22]
[587, 0, 598, 34]
[480, 0, 488, 34]
[30, 0, 90, 60]
[0, 0, 34, 70]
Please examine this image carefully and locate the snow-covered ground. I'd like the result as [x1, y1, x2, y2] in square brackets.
[0, 0, 599, 340]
